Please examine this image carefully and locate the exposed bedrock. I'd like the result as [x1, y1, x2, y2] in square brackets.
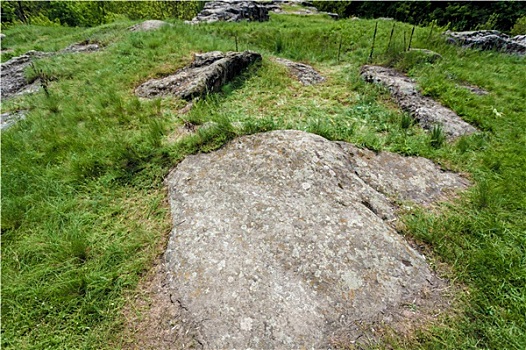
[445, 30, 526, 55]
[135, 51, 262, 100]
[361, 65, 478, 139]
[1, 42, 102, 102]
[164, 130, 467, 348]
[186, 1, 270, 24]
[274, 57, 326, 85]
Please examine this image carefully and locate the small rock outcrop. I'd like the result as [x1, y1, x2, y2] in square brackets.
[135, 51, 261, 100]
[129, 20, 171, 32]
[0, 51, 50, 100]
[267, 1, 338, 19]
[1, 43, 102, 102]
[513, 34, 526, 45]
[274, 57, 326, 85]
[62, 41, 101, 53]
[445, 30, 526, 55]
[361, 65, 478, 139]
[186, 1, 269, 24]
[1, 110, 27, 130]
[407, 48, 443, 64]
[186, 0, 337, 24]
[164, 130, 466, 348]
[458, 83, 489, 96]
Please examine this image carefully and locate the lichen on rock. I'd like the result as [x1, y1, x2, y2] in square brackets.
[163, 130, 464, 348]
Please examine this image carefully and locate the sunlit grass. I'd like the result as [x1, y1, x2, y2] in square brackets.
[2, 12, 525, 349]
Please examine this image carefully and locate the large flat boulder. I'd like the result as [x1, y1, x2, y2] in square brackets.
[445, 30, 526, 55]
[164, 130, 466, 348]
[361, 65, 478, 139]
[135, 51, 261, 100]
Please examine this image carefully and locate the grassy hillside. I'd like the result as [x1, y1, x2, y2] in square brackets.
[1, 13, 525, 349]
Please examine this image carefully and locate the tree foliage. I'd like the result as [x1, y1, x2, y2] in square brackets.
[0, 1, 204, 27]
[313, 1, 526, 32]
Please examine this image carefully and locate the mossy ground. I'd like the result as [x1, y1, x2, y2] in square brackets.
[1, 12, 525, 349]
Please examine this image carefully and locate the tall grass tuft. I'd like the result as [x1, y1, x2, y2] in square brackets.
[430, 124, 446, 148]
[400, 113, 413, 129]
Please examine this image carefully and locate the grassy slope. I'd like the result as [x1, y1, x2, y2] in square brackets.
[1, 14, 525, 349]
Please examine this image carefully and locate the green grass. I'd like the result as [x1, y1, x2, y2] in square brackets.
[2, 14, 525, 349]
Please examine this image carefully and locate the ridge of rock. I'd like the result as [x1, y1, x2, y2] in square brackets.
[336, 142, 470, 206]
[186, 1, 337, 25]
[135, 51, 262, 100]
[1, 51, 50, 100]
[445, 30, 526, 55]
[164, 130, 465, 348]
[361, 65, 478, 139]
[1, 43, 102, 102]
[274, 57, 326, 85]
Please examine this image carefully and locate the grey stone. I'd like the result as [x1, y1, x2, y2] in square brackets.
[1, 110, 27, 130]
[458, 83, 489, 96]
[135, 51, 261, 100]
[0, 50, 50, 101]
[513, 34, 526, 45]
[274, 57, 326, 86]
[361, 65, 478, 139]
[407, 48, 443, 64]
[164, 130, 460, 348]
[61, 41, 101, 53]
[1, 42, 103, 102]
[129, 20, 171, 32]
[325, 12, 339, 19]
[262, 0, 338, 19]
[186, 1, 269, 24]
[336, 142, 470, 206]
[445, 30, 526, 55]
